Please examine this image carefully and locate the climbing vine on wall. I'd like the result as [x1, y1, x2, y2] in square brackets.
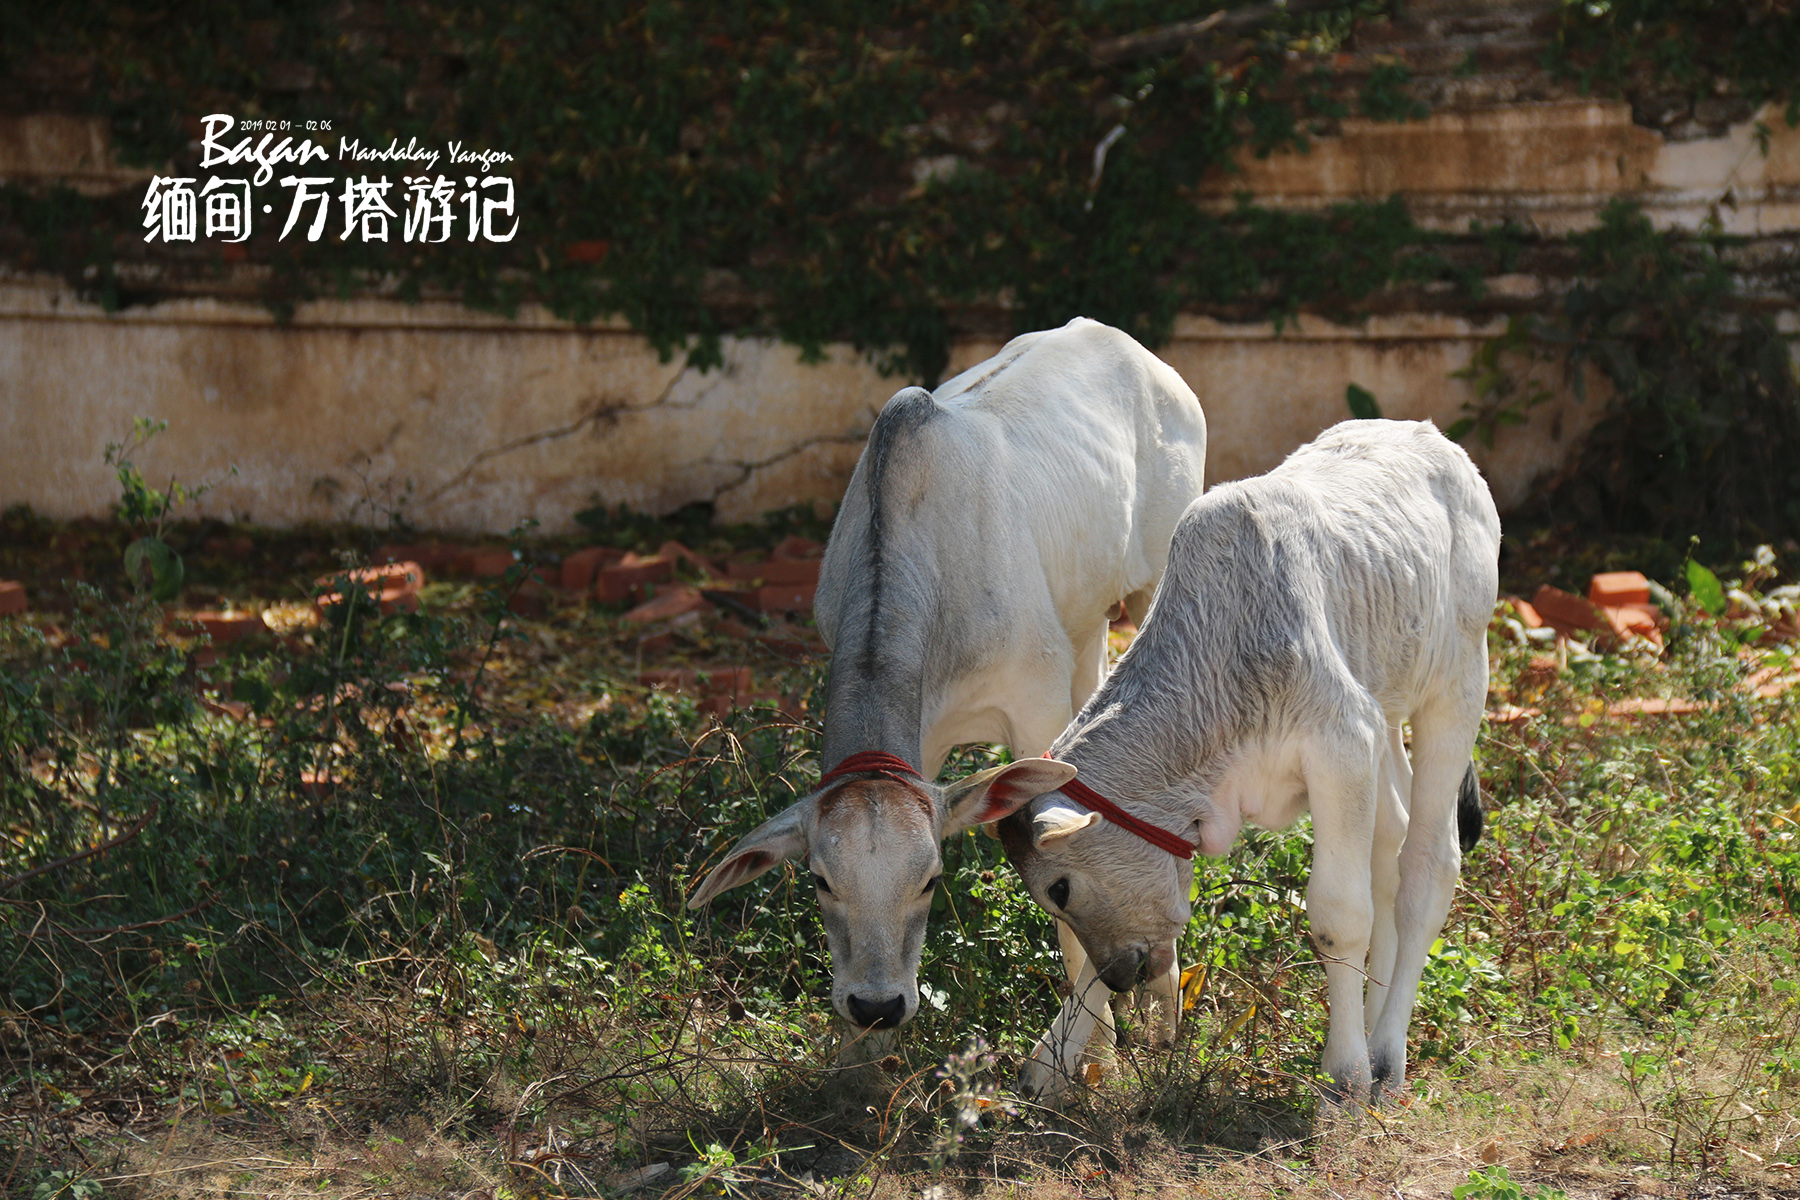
[2, 0, 1464, 382]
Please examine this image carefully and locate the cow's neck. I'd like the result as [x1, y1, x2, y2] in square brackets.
[1052, 658, 1242, 826]
[820, 629, 932, 772]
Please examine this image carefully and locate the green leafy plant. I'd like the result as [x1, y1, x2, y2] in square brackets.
[1345, 382, 1382, 420]
[1453, 1164, 1568, 1200]
[1454, 202, 1800, 542]
[104, 418, 234, 601]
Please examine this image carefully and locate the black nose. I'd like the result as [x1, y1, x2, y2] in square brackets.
[845, 993, 907, 1029]
[1098, 949, 1147, 994]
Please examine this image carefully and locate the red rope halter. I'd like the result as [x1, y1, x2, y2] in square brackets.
[819, 750, 925, 788]
[1044, 753, 1196, 859]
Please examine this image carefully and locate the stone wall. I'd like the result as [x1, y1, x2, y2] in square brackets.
[2, 2, 1797, 533]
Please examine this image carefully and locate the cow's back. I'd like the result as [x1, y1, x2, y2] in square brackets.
[816, 317, 1206, 765]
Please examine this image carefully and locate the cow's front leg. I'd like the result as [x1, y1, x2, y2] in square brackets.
[1057, 918, 1116, 1058]
[1145, 938, 1181, 1048]
[1021, 937, 1113, 1099]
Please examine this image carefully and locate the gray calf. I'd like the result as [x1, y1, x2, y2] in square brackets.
[979, 419, 1499, 1102]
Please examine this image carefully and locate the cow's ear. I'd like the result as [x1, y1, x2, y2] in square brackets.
[687, 802, 810, 909]
[941, 758, 1078, 839]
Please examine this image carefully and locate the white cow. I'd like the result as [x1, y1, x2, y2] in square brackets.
[975, 420, 1497, 1102]
[687, 317, 1207, 1045]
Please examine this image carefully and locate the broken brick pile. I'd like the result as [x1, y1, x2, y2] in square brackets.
[1506, 571, 1667, 652]
[314, 561, 424, 616]
[1490, 568, 1799, 727]
[365, 535, 828, 718]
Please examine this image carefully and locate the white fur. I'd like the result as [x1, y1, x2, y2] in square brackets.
[977, 420, 1499, 1102]
[688, 318, 1207, 1044]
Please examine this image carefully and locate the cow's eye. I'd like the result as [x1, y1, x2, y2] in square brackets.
[1047, 878, 1070, 909]
[921, 875, 941, 898]
[811, 873, 832, 895]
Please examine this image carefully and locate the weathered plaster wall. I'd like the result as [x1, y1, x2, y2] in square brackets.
[0, 283, 1606, 527]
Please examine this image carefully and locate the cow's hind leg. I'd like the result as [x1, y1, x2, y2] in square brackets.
[1304, 724, 1381, 1103]
[1365, 696, 1481, 1103]
[1365, 725, 1411, 1036]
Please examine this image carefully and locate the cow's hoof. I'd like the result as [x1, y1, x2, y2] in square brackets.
[1018, 1059, 1075, 1103]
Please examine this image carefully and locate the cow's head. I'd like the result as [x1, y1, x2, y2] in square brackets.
[994, 790, 1194, 993]
[687, 758, 1076, 1029]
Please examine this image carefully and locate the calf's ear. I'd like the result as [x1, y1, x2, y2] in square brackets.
[687, 802, 809, 909]
[941, 758, 1078, 839]
[1032, 799, 1101, 847]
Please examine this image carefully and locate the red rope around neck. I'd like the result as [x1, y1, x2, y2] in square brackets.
[819, 750, 924, 788]
[1044, 753, 1196, 859]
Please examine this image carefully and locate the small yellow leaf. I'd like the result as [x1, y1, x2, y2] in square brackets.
[295, 1072, 312, 1094]
[1180, 965, 1207, 1010]
[1221, 1003, 1257, 1039]
[1083, 1062, 1104, 1086]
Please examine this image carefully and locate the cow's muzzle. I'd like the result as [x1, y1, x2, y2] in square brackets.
[845, 992, 907, 1029]
[1097, 947, 1148, 994]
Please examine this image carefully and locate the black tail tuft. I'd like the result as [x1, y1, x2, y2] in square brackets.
[1457, 761, 1483, 853]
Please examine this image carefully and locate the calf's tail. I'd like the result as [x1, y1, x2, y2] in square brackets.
[1456, 761, 1483, 853]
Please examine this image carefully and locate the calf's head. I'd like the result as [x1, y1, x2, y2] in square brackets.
[995, 791, 1194, 992]
[687, 758, 1075, 1029]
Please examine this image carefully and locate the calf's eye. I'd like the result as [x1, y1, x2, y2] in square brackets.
[811, 873, 832, 895]
[1047, 878, 1070, 909]
[921, 875, 941, 898]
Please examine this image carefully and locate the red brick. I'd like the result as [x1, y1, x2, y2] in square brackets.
[594, 557, 672, 604]
[298, 770, 340, 798]
[0, 580, 27, 616]
[724, 556, 819, 586]
[1502, 596, 1544, 628]
[622, 586, 710, 624]
[190, 611, 266, 643]
[507, 581, 553, 618]
[315, 562, 422, 616]
[565, 239, 610, 264]
[755, 621, 829, 657]
[701, 666, 754, 697]
[656, 540, 721, 577]
[1601, 604, 1664, 652]
[756, 583, 815, 614]
[202, 535, 256, 556]
[561, 545, 625, 591]
[638, 666, 753, 699]
[458, 548, 519, 577]
[714, 616, 759, 639]
[1605, 697, 1704, 718]
[374, 542, 461, 573]
[638, 630, 678, 655]
[1588, 571, 1651, 608]
[762, 558, 821, 586]
[1530, 585, 1605, 637]
[770, 534, 825, 561]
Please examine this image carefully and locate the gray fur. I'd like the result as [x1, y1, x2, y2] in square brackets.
[998, 419, 1500, 1102]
